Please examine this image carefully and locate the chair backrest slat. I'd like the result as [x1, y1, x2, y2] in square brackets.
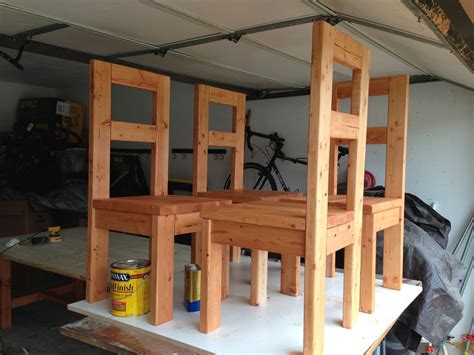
[329, 75, 409, 198]
[89, 60, 171, 202]
[193, 84, 246, 194]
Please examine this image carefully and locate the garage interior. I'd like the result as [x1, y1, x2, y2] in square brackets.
[0, 0, 473, 354]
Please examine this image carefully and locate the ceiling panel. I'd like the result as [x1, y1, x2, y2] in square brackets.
[162, 0, 318, 29]
[356, 24, 474, 89]
[178, 40, 310, 87]
[0, 50, 88, 88]
[250, 23, 422, 78]
[315, 0, 441, 40]
[2, 0, 216, 45]
[128, 52, 299, 90]
[0, 7, 52, 34]
[35, 27, 150, 56]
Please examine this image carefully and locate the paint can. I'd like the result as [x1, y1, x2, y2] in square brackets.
[183, 263, 201, 312]
[110, 259, 150, 317]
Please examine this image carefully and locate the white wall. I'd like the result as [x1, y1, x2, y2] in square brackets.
[0, 81, 56, 132]
[57, 80, 474, 246]
[247, 81, 474, 249]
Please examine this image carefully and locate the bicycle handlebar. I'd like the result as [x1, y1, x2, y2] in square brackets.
[245, 125, 285, 153]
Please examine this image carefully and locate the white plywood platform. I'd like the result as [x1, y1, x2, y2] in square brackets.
[70, 249, 421, 355]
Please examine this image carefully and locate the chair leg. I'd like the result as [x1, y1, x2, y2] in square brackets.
[0, 258, 12, 329]
[383, 219, 403, 290]
[191, 232, 202, 265]
[281, 255, 300, 296]
[150, 215, 175, 325]
[342, 240, 361, 328]
[200, 219, 222, 333]
[250, 250, 268, 306]
[221, 245, 230, 300]
[86, 223, 109, 303]
[360, 215, 376, 313]
[230, 246, 241, 262]
[326, 254, 336, 278]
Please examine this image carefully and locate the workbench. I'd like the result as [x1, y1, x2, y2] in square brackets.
[0, 227, 189, 330]
[70, 251, 422, 354]
[0, 227, 421, 354]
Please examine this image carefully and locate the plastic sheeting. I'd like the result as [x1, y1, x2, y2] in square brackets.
[367, 188, 466, 351]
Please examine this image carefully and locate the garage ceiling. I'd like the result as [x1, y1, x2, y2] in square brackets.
[0, 0, 472, 94]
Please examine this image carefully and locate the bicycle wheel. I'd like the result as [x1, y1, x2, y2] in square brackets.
[224, 162, 278, 191]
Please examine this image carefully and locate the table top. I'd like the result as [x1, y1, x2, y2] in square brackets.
[0, 227, 191, 280]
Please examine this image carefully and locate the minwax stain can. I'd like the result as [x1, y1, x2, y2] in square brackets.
[110, 259, 150, 317]
[184, 264, 201, 312]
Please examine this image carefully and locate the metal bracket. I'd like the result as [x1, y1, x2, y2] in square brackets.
[0, 39, 27, 70]
[325, 15, 342, 26]
[154, 48, 169, 57]
[227, 33, 242, 44]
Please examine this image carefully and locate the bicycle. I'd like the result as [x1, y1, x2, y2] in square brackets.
[224, 112, 348, 191]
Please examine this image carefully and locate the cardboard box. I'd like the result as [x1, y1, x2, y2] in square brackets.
[0, 200, 53, 238]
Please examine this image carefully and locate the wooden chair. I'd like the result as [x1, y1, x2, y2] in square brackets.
[87, 60, 231, 326]
[326, 75, 409, 313]
[199, 21, 370, 354]
[192, 84, 302, 302]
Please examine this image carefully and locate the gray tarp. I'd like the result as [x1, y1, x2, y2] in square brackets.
[367, 189, 466, 350]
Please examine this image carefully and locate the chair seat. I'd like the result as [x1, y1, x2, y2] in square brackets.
[197, 189, 302, 203]
[329, 195, 403, 214]
[200, 200, 353, 231]
[93, 195, 231, 216]
[282, 195, 403, 214]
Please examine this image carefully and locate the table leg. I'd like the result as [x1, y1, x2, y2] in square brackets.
[200, 219, 222, 333]
[250, 250, 268, 306]
[87, 222, 109, 303]
[281, 255, 300, 296]
[0, 258, 12, 329]
[230, 246, 241, 262]
[326, 254, 336, 278]
[360, 215, 376, 313]
[150, 215, 175, 325]
[221, 246, 229, 300]
[191, 232, 201, 265]
[383, 219, 403, 291]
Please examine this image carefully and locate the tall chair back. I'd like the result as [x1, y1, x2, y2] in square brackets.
[304, 21, 370, 352]
[193, 85, 246, 194]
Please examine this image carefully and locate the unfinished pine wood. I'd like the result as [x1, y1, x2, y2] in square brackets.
[111, 63, 160, 92]
[200, 219, 222, 333]
[280, 255, 301, 296]
[330, 111, 360, 139]
[174, 212, 201, 235]
[95, 209, 151, 236]
[198, 21, 371, 354]
[93, 195, 230, 216]
[366, 127, 387, 144]
[360, 214, 376, 313]
[383, 75, 409, 291]
[88, 61, 231, 327]
[151, 75, 170, 196]
[221, 246, 230, 300]
[88, 59, 112, 303]
[110, 121, 157, 143]
[250, 250, 268, 306]
[209, 86, 239, 106]
[150, 215, 175, 325]
[327, 75, 409, 315]
[342, 45, 370, 329]
[208, 130, 237, 147]
[0, 258, 11, 329]
[337, 76, 390, 99]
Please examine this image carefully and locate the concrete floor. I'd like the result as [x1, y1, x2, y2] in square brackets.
[0, 300, 110, 354]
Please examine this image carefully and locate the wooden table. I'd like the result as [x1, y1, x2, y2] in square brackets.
[69, 256, 422, 354]
[0, 227, 190, 329]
